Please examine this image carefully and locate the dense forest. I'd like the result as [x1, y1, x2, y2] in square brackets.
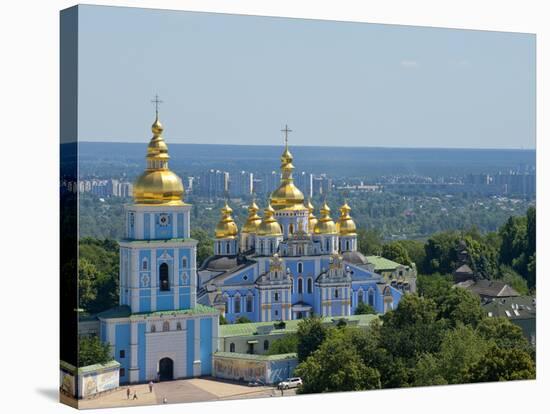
[78, 208, 535, 316]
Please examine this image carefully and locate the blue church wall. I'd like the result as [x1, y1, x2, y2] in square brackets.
[144, 213, 151, 239]
[128, 212, 135, 239]
[177, 213, 184, 238]
[179, 286, 191, 309]
[186, 319, 195, 377]
[139, 296, 151, 313]
[223, 269, 254, 286]
[200, 318, 213, 375]
[221, 288, 257, 323]
[100, 322, 107, 342]
[156, 292, 174, 311]
[115, 324, 131, 384]
[138, 323, 147, 382]
[154, 213, 173, 239]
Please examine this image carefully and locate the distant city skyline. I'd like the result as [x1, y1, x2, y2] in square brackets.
[78, 5, 536, 149]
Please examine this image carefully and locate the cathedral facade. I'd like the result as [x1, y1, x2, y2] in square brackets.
[198, 129, 412, 323]
[98, 114, 218, 384]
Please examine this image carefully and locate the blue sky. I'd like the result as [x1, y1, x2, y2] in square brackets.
[78, 5, 535, 149]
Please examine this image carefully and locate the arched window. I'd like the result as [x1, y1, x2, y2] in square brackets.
[234, 295, 241, 314]
[176, 322, 182, 330]
[334, 288, 339, 299]
[230, 343, 235, 353]
[298, 278, 303, 294]
[263, 340, 269, 351]
[223, 295, 229, 314]
[162, 321, 170, 332]
[274, 292, 279, 302]
[346, 240, 350, 251]
[307, 278, 313, 294]
[150, 324, 156, 333]
[181, 257, 187, 268]
[358, 289, 364, 304]
[368, 289, 375, 306]
[325, 239, 330, 252]
[159, 263, 169, 291]
[246, 295, 253, 313]
[289, 223, 294, 234]
[142, 259, 148, 271]
[298, 262, 303, 273]
[226, 243, 230, 254]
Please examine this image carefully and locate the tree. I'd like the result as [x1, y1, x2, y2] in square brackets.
[357, 229, 383, 255]
[468, 345, 535, 382]
[382, 242, 412, 267]
[413, 353, 447, 386]
[191, 228, 214, 267]
[296, 317, 328, 362]
[79, 336, 112, 367]
[498, 265, 529, 295]
[295, 329, 381, 393]
[416, 273, 453, 301]
[266, 333, 299, 355]
[78, 258, 99, 312]
[380, 295, 446, 359]
[423, 231, 460, 275]
[354, 302, 376, 315]
[398, 240, 426, 271]
[437, 287, 484, 328]
[235, 316, 252, 324]
[476, 317, 529, 351]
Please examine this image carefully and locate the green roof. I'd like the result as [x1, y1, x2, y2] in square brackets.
[97, 304, 219, 320]
[366, 255, 404, 271]
[60, 360, 120, 375]
[220, 314, 378, 338]
[214, 352, 297, 361]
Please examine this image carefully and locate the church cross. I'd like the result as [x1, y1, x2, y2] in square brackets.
[151, 94, 163, 117]
[281, 124, 292, 147]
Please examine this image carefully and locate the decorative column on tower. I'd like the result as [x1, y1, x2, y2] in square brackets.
[307, 199, 318, 234]
[313, 202, 339, 254]
[255, 204, 283, 256]
[240, 199, 262, 252]
[214, 202, 239, 255]
[337, 201, 358, 252]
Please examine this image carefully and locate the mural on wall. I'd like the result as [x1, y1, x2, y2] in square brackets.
[214, 358, 267, 383]
[81, 369, 119, 397]
[60, 371, 75, 396]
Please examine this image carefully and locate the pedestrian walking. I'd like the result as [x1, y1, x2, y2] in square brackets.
[163, 396, 168, 404]
[126, 387, 130, 399]
[148, 381, 154, 393]
[132, 391, 138, 400]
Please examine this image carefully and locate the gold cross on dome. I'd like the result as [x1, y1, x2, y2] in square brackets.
[151, 94, 163, 117]
[281, 124, 292, 147]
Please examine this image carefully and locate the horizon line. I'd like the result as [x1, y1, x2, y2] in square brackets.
[76, 140, 536, 151]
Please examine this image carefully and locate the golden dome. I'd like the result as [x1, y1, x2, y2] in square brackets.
[270, 132, 306, 211]
[257, 204, 283, 236]
[336, 201, 357, 236]
[313, 202, 337, 235]
[134, 115, 185, 205]
[307, 199, 318, 233]
[242, 200, 262, 233]
[215, 202, 239, 239]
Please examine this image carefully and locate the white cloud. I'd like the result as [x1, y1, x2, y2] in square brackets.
[400, 59, 419, 68]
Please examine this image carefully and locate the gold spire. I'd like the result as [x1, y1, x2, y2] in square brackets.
[336, 201, 357, 236]
[313, 201, 337, 234]
[242, 199, 262, 233]
[307, 199, 318, 234]
[215, 201, 239, 239]
[270, 125, 306, 211]
[133, 102, 185, 205]
[257, 204, 283, 236]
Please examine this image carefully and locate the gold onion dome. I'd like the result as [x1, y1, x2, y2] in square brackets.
[133, 115, 185, 205]
[215, 202, 239, 239]
[242, 200, 262, 233]
[307, 199, 318, 233]
[313, 202, 337, 234]
[257, 204, 283, 236]
[270, 134, 306, 211]
[337, 201, 357, 236]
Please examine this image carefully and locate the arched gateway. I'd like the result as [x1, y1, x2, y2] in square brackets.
[158, 357, 174, 381]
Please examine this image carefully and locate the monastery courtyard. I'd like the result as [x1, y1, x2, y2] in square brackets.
[72, 377, 295, 409]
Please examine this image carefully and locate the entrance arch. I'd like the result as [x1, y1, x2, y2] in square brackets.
[158, 357, 174, 381]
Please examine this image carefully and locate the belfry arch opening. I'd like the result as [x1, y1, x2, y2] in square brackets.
[159, 263, 169, 291]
